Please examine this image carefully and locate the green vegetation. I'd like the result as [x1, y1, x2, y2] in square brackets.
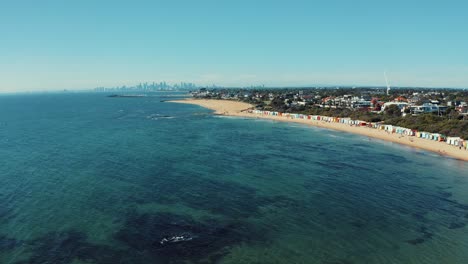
[267, 105, 468, 139]
[386, 115, 468, 139]
[194, 87, 468, 139]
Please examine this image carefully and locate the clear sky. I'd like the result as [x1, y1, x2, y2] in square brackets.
[1, 0, 467, 92]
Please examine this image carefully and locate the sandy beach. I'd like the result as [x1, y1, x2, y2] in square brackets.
[170, 99, 468, 162]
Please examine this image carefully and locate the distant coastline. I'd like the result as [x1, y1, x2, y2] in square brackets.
[108, 94, 148, 98]
[170, 99, 468, 162]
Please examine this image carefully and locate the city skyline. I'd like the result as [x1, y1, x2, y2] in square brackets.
[1, 0, 467, 92]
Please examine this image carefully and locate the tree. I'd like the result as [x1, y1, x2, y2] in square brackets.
[448, 109, 460, 120]
[385, 104, 402, 117]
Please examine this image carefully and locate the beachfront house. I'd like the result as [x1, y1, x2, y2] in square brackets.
[380, 102, 408, 113]
[410, 103, 447, 115]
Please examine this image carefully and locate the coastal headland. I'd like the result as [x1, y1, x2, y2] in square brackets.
[170, 99, 468, 162]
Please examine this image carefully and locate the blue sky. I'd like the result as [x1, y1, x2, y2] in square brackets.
[1, 0, 467, 91]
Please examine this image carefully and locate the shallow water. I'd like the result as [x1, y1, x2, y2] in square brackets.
[1, 93, 468, 264]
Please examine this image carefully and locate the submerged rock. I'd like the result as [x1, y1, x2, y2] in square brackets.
[406, 238, 425, 245]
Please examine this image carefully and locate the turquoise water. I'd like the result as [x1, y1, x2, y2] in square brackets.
[1, 93, 468, 264]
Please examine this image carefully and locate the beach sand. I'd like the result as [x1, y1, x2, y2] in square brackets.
[170, 99, 468, 162]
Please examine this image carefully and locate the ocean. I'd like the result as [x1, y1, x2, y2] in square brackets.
[1, 93, 468, 264]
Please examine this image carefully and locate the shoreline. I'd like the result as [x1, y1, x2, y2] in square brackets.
[169, 99, 468, 162]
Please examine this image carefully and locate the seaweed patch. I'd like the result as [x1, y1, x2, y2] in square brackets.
[406, 238, 425, 245]
[13, 212, 265, 264]
[411, 212, 427, 222]
[438, 191, 452, 198]
[322, 259, 355, 264]
[405, 226, 433, 245]
[12, 231, 138, 264]
[448, 222, 466, 229]
[115, 211, 265, 263]
[0, 235, 22, 251]
[121, 173, 294, 219]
